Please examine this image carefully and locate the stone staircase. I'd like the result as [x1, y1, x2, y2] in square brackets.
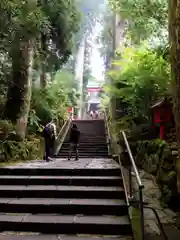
[58, 120, 109, 158]
[0, 168, 132, 237]
[0, 119, 132, 238]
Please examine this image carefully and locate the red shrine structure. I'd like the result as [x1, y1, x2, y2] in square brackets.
[151, 97, 173, 139]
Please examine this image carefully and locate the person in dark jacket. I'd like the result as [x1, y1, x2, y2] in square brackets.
[68, 124, 80, 161]
[43, 120, 57, 162]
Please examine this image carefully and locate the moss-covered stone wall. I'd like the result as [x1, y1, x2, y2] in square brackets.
[132, 139, 179, 206]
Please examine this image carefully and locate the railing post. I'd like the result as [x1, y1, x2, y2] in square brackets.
[139, 187, 145, 240]
[129, 167, 132, 198]
[104, 110, 111, 156]
[54, 116, 71, 155]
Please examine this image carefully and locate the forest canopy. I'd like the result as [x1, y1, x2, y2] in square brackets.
[0, 0, 82, 161]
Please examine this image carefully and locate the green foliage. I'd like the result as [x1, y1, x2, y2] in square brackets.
[109, 0, 168, 43]
[0, 52, 11, 101]
[106, 45, 170, 122]
[0, 136, 43, 162]
[98, 6, 113, 65]
[0, 0, 81, 161]
[30, 70, 79, 129]
[74, 0, 105, 48]
[0, 0, 81, 77]
[0, 0, 47, 46]
[0, 120, 42, 162]
[43, 0, 81, 68]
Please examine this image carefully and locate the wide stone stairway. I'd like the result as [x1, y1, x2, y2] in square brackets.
[0, 120, 132, 239]
[58, 120, 109, 158]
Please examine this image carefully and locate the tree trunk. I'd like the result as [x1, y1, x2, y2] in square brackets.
[168, 0, 180, 193]
[40, 61, 46, 88]
[4, 40, 34, 139]
[40, 33, 47, 88]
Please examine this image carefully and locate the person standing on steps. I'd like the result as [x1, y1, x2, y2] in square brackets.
[95, 110, 98, 119]
[90, 110, 93, 119]
[68, 124, 80, 161]
[43, 119, 57, 162]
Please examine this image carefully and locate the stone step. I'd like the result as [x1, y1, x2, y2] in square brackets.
[58, 152, 109, 154]
[57, 154, 110, 158]
[61, 146, 108, 149]
[0, 168, 121, 176]
[69, 132, 106, 134]
[0, 233, 133, 240]
[61, 146, 108, 153]
[63, 142, 107, 143]
[58, 150, 108, 154]
[0, 198, 127, 215]
[68, 137, 106, 140]
[64, 138, 106, 141]
[60, 150, 109, 154]
[72, 138, 106, 141]
[76, 137, 106, 140]
[80, 136, 106, 140]
[74, 137, 106, 139]
[62, 145, 108, 149]
[62, 146, 107, 149]
[0, 214, 131, 235]
[76, 134, 106, 136]
[0, 176, 122, 186]
[72, 131, 106, 134]
[72, 119, 104, 123]
[63, 142, 107, 145]
[61, 147, 108, 150]
[60, 149, 108, 152]
[0, 185, 125, 199]
[71, 132, 106, 134]
[58, 155, 109, 160]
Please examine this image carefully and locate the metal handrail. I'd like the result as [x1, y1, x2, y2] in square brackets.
[103, 111, 145, 239]
[103, 112, 168, 240]
[104, 111, 111, 142]
[121, 131, 143, 188]
[104, 110, 111, 155]
[120, 132, 169, 240]
[104, 110, 145, 239]
[120, 130, 145, 240]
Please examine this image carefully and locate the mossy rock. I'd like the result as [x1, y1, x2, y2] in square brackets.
[161, 185, 173, 204]
[146, 141, 159, 153]
[157, 168, 170, 184]
[163, 147, 174, 161]
[168, 170, 176, 179]
[142, 153, 159, 174]
[170, 143, 178, 150]
[162, 161, 174, 171]
[157, 168, 176, 186]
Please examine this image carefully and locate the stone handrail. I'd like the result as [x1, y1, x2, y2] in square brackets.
[104, 110, 111, 156]
[54, 116, 71, 155]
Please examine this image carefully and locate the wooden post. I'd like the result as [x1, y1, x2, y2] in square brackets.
[160, 124, 165, 139]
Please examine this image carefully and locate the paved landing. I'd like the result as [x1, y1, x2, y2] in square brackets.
[4, 158, 119, 169]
